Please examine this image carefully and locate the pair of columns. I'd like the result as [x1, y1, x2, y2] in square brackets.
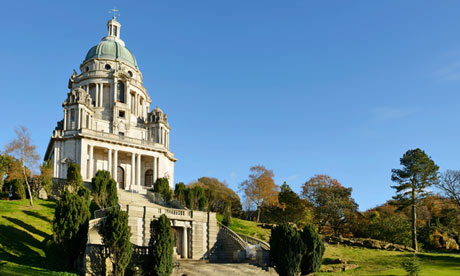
[87, 145, 160, 188]
[87, 145, 120, 184]
[85, 83, 104, 107]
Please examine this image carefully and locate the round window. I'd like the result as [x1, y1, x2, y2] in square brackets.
[105, 64, 111, 70]
[85, 66, 89, 72]
[128, 71, 133, 77]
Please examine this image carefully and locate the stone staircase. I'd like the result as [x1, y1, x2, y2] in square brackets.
[209, 222, 246, 263]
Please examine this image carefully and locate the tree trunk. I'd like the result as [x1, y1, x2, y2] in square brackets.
[411, 187, 417, 252]
[23, 166, 33, 206]
[256, 206, 261, 223]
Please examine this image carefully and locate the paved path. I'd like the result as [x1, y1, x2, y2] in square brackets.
[173, 261, 278, 276]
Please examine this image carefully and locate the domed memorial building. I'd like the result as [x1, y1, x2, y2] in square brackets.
[44, 17, 175, 191]
[42, 17, 266, 274]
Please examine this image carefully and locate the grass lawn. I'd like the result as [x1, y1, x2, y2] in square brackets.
[0, 199, 74, 276]
[318, 244, 460, 276]
[218, 214, 460, 275]
[216, 214, 271, 242]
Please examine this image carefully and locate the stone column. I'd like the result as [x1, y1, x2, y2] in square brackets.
[113, 150, 118, 184]
[126, 81, 131, 109]
[113, 78, 117, 108]
[131, 153, 136, 188]
[99, 84, 104, 106]
[137, 153, 141, 187]
[77, 108, 81, 129]
[63, 110, 67, 130]
[153, 156, 157, 184]
[156, 157, 160, 180]
[182, 227, 188, 259]
[108, 149, 112, 177]
[88, 145, 94, 179]
[95, 83, 99, 107]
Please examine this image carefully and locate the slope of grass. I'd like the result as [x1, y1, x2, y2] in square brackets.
[216, 214, 271, 241]
[219, 215, 460, 275]
[0, 199, 75, 276]
[318, 244, 460, 276]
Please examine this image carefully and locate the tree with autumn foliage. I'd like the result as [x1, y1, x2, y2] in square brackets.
[5, 126, 40, 206]
[301, 175, 358, 236]
[391, 148, 439, 252]
[240, 165, 279, 223]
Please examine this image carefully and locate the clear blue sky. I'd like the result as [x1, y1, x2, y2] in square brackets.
[1, 1, 460, 211]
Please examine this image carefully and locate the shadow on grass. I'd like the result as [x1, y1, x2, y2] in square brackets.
[0, 224, 66, 272]
[417, 253, 460, 268]
[39, 202, 56, 209]
[3, 216, 49, 238]
[22, 210, 52, 223]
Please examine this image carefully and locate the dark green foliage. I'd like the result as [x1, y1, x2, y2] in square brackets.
[391, 148, 439, 251]
[8, 179, 26, 199]
[40, 160, 53, 194]
[185, 186, 208, 211]
[353, 213, 412, 247]
[91, 170, 118, 209]
[401, 254, 420, 276]
[222, 201, 232, 227]
[100, 208, 132, 276]
[194, 177, 243, 216]
[154, 178, 172, 201]
[0, 154, 11, 191]
[52, 190, 90, 269]
[66, 163, 83, 191]
[300, 224, 324, 275]
[174, 182, 187, 205]
[270, 223, 305, 276]
[147, 215, 174, 276]
[264, 182, 309, 226]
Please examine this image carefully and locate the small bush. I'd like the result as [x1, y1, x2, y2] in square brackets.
[300, 224, 325, 274]
[270, 223, 305, 276]
[147, 214, 174, 276]
[9, 179, 26, 199]
[0, 191, 10, 199]
[154, 178, 172, 201]
[401, 254, 420, 276]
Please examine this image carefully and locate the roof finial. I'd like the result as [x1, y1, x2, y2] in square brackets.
[109, 8, 119, 19]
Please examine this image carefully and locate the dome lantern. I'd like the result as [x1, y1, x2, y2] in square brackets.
[107, 17, 121, 39]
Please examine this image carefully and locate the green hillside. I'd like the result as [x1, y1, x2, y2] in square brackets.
[219, 215, 460, 275]
[0, 199, 75, 276]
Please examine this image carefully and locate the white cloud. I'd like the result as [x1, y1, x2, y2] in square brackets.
[370, 107, 416, 121]
[436, 61, 460, 81]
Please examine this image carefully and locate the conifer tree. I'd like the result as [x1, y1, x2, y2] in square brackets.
[100, 207, 132, 276]
[300, 224, 324, 275]
[154, 177, 171, 201]
[391, 148, 439, 251]
[91, 170, 118, 209]
[66, 162, 83, 191]
[270, 223, 305, 276]
[147, 214, 174, 276]
[52, 190, 90, 269]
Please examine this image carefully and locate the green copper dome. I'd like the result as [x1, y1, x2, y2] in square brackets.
[84, 37, 138, 68]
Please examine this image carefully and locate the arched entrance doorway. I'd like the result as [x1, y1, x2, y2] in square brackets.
[145, 169, 153, 187]
[117, 166, 125, 189]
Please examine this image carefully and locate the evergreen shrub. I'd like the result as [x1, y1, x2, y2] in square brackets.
[147, 214, 174, 276]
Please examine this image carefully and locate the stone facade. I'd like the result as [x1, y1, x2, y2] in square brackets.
[44, 17, 176, 191]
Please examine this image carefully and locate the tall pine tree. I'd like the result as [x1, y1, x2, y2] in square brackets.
[391, 148, 439, 251]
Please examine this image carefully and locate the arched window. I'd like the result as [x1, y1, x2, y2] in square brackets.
[117, 81, 125, 103]
[145, 169, 153, 187]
